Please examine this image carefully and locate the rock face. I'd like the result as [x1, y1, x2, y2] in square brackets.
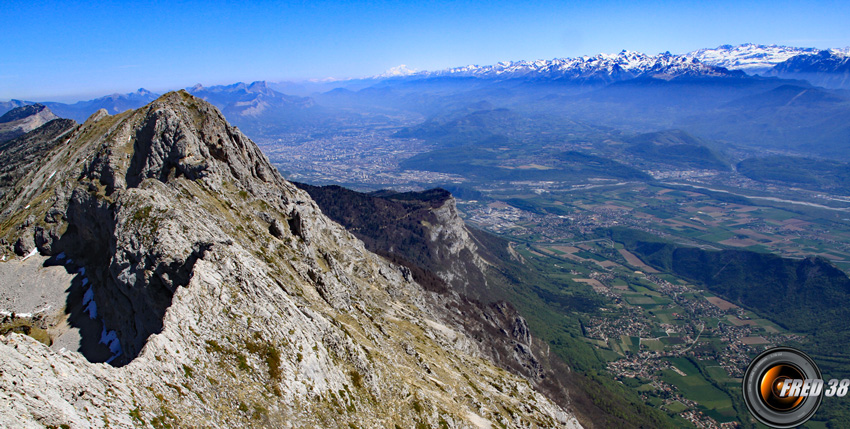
[294, 184, 589, 422]
[0, 104, 61, 142]
[0, 91, 581, 428]
[295, 185, 493, 298]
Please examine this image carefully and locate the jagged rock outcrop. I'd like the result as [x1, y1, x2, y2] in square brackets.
[0, 91, 581, 428]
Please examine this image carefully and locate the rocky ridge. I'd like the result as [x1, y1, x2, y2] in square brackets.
[0, 91, 581, 428]
[39, 89, 160, 123]
[0, 104, 61, 142]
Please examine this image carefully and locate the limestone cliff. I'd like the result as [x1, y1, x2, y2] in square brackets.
[0, 91, 581, 428]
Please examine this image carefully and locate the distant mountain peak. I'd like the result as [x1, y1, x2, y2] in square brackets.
[377, 64, 419, 78]
[94, 88, 159, 103]
[185, 81, 315, 120]
[0, 103, 60, 142]
[0, 103, 50, 124]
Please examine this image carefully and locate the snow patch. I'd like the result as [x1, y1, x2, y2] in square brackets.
[100, 326, 123, 363]
[21, 248, 38, 261]
[85, 299, 97, 319]
[74, 264, 123, 363]
[0, 305, 50, 318]
[0, 310, 32, 318]
[82, 287, 93, 306]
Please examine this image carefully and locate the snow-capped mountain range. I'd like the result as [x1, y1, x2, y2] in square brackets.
[392, 50, 742, 83]
[378, 44, 850, 87]
[687, 43, 850, 74]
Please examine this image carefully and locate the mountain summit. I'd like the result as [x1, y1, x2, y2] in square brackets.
[0, 91, 580, 427]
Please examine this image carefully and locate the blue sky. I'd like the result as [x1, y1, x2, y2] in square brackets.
[3, 0, 849, 101]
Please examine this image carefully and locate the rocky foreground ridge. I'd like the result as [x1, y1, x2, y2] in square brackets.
[0, 91, 581, 428]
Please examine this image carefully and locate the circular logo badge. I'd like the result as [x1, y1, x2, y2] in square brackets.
[742, 347, 823, 428]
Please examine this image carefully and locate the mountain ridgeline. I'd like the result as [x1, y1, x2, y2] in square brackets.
[0, 92, 584, 427]
[0, 103, 61, 142]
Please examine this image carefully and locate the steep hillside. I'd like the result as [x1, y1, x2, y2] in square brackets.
[296, 184, 677, 428]
[0, 91, 580, 428]
[187, 81, 315, 116]
[0, 117, 77, 204]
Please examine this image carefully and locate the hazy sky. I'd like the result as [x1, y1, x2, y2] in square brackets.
[3, 0, 849, 101]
